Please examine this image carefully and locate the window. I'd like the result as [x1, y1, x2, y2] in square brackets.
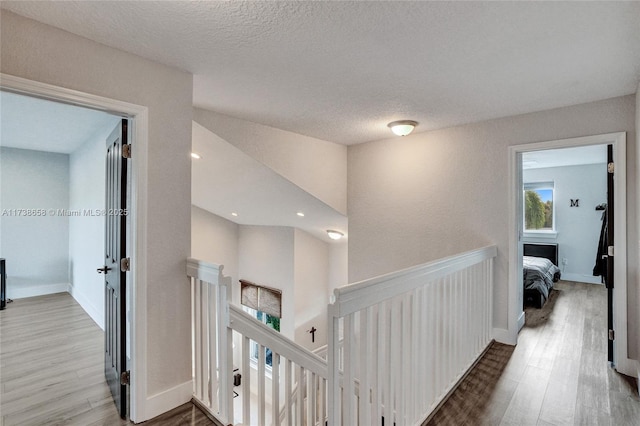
[524, 182, 554, 231]
[240, 280, 282, 368]
[243, 307, 280, 367]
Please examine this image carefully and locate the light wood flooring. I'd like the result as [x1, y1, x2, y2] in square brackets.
[426, 280, 640, 425]
[2, 283, 639, 425]
[0, 293, 213, 425]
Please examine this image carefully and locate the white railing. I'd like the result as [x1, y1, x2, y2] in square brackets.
[189, 244, 496, 425]
[187, 258, 234, 425]
[188, 258, 329, 426]
[327, 245, 497, 425]
[229, 306, 328, 426]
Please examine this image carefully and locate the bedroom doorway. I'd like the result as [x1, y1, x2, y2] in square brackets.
[1, 73, 149, 421]
[508, 132, 633, 377]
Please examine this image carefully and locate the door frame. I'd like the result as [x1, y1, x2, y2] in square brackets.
[0, 73, 150, 422]
[508, 132, 633, 376]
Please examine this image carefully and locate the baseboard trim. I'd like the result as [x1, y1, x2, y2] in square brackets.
[7, 282, 69, 299]
[517, 311, 526, 331]
[561, 273, 603, 285]
[615, 356, 638, 378]
[68, 285, 104, 330]
[142, 380, 193, 422]
[420, 339, 495, 425]
[493, 328, 514, 345]
[191, 397, 226, 426]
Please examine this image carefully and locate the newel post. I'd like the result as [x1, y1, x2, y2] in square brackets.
[216, 270, 233, 424]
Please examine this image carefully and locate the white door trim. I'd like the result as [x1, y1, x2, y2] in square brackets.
[0, 73, 150, 421]
[508, 132, 633, 376]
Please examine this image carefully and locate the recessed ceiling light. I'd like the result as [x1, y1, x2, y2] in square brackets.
[231, 212, 238, 217]
[297, 212, 305, 217]
[191, 152, 201, 159]
[326, 230, 344, 240]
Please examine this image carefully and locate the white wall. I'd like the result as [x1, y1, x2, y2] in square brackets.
[68, 122, 117, 329]
[329, 239, 348, 294]
[348, 95, 637, 354]
[523, 163, 607, 284]
[191, 205, 239, 302]
[193, 108, 348, 215]
[238, 225, 296, 339]
[294, 229, 330, 351]
[192, 207, 338, 352]
[0, 147, 70, 298]
[1, 10, 193, 416]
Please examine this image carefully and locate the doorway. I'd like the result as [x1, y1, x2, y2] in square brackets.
[508, 132, 633, 377]
[0, 73, 149, 422]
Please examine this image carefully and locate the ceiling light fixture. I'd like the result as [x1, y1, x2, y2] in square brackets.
[231, 212, 238, 217]
[387, 120, 418, 136]
[191, 152, 201, 159]
[297, 212, 305, 217]
[326, 230, 344, 240]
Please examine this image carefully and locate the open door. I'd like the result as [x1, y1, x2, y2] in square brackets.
[98, 119, 130, 418]
[605, 144, 614, 364]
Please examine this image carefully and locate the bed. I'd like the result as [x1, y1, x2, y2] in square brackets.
[523, 243, 561, 308]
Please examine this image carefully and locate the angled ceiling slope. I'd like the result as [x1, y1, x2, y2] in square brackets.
[191, 121, 347, 243]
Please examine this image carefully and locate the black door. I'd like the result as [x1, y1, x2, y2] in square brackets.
[98, 119, 129, 418]
[606, 144, 614, 364]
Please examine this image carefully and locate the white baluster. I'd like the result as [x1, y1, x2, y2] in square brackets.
[285, 358, 293, 426]
[272, 352, 281, 426]
[242, 336, 251, 425]
[343, 314, 355, 425]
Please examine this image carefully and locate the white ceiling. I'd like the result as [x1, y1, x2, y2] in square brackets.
[192, 122, 347, 242]
[0, 91, 120, 154]
[0, 90, 345, 241]
[522, 145, 607, 170]
[2, 1, 639, 145]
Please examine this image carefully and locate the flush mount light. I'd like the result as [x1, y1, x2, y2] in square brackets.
[326, 230, 344, 240]
[231, 212, 238, 217]
[191, 152, 201, 159]
[297, 212, 305, 217]
[387, 120, 418, 136]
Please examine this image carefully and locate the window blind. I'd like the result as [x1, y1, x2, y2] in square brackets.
[240, 279, 282, 318]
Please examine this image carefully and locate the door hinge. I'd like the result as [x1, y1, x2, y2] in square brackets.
[120, 257, 131, 272]
[120, 370, 130, 386]
[608, 246, 615, 257]
[608, 329, 615, 341]
[122, 144, 132, 159]
[607, 162, 614, 173]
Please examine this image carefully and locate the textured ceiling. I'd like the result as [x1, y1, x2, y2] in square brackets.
[2, 1, 639, 145]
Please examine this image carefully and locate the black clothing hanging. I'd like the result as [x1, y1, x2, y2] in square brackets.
[593, 209, 607, 282]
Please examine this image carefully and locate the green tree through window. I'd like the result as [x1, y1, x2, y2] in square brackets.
[252, 310, 280, 367]
[524, 187, 554, 230]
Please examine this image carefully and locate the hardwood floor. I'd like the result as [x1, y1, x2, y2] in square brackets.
[0, 293, 214, 426]
[425, 281, 640, 426]
[3, 283, 638, 425]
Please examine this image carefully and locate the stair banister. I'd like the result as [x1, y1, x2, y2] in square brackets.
[189, 244, 497, 425]
[327, 245, 497, 425]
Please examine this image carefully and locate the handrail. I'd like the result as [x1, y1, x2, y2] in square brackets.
[331, 245, 497, 317]
[312, 344, 328, 358]
[229, 305, 328, 378]
[186, 257, 231, 287]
